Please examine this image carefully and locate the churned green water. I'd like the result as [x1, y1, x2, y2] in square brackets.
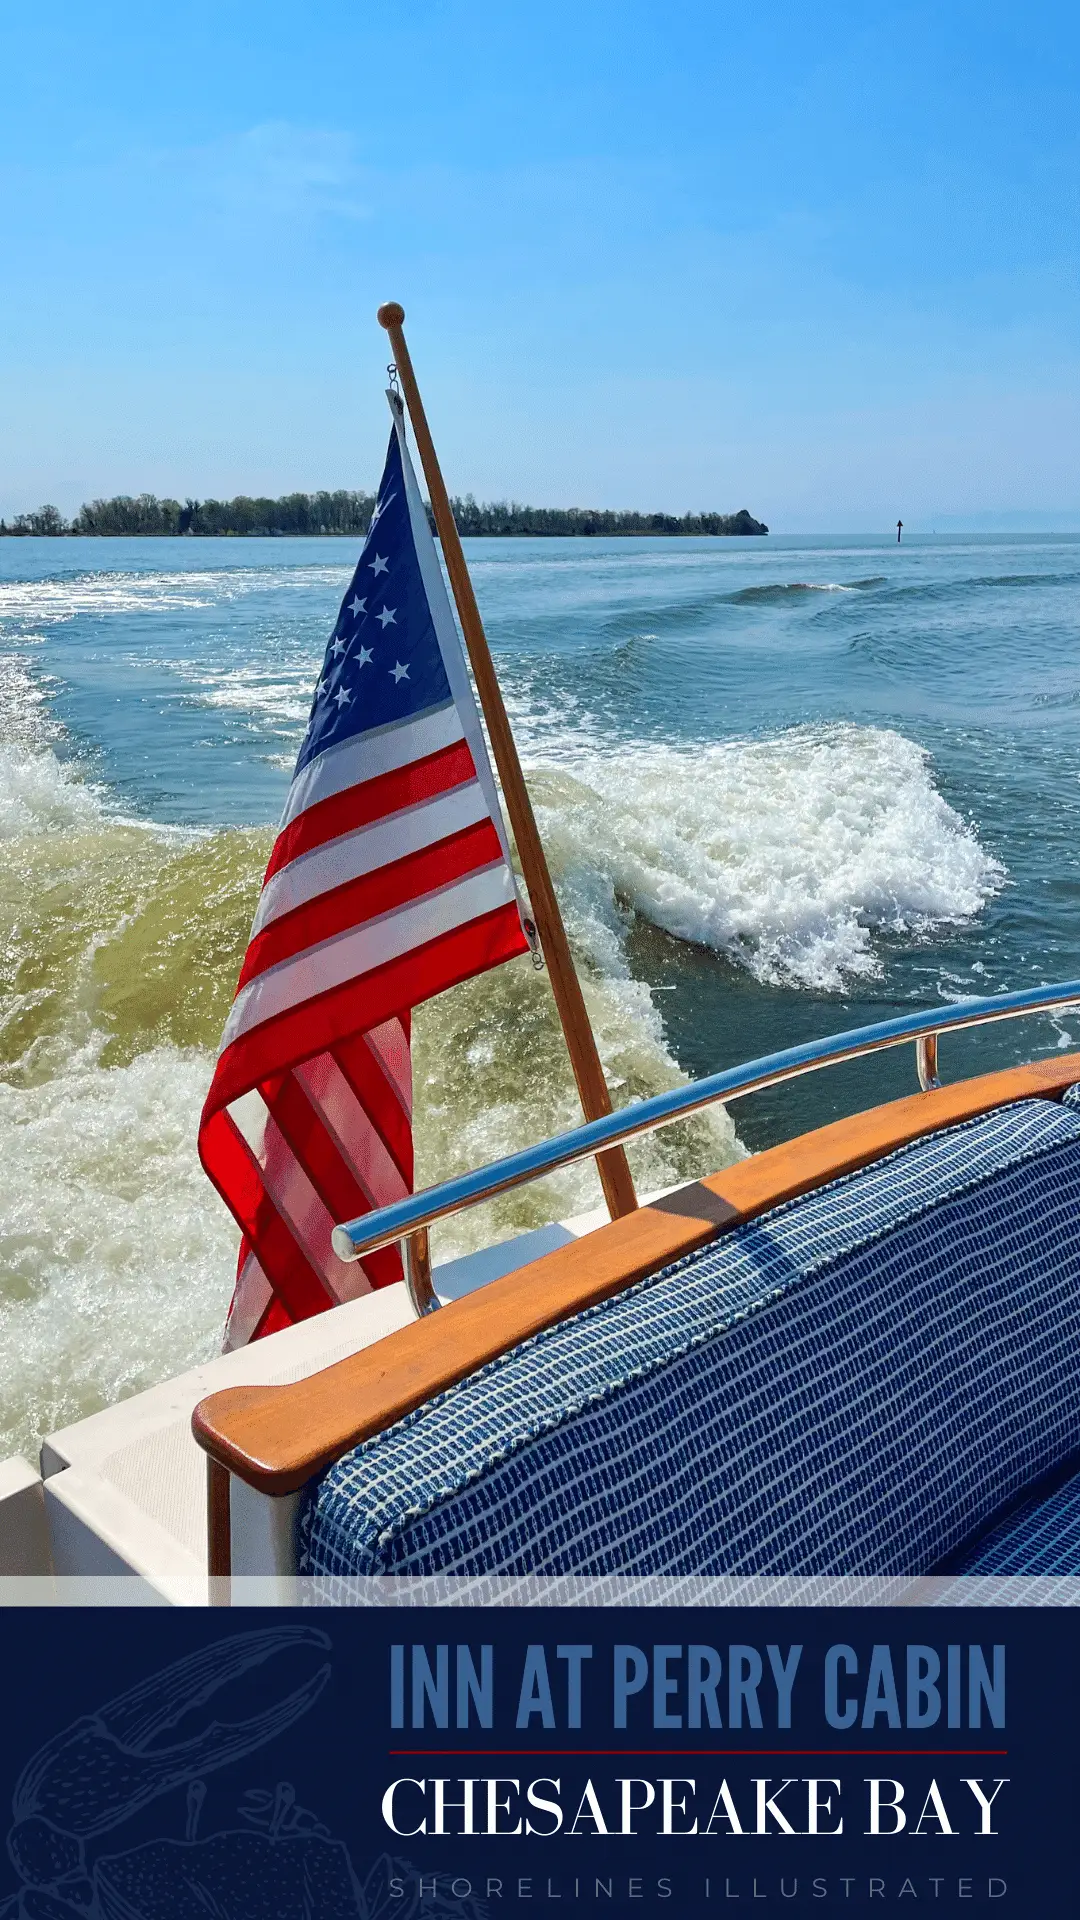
[2, 529, 1078, 1455]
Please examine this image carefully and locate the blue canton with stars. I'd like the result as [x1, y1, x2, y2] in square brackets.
[296, 427, 453, 776]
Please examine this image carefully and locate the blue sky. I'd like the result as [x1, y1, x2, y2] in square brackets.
[2, 2, 1078, 530]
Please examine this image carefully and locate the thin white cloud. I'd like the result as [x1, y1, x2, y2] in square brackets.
[175, 121, 370, 220]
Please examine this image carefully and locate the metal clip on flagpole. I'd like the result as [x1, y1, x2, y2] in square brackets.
[377, 302, 638, 1227]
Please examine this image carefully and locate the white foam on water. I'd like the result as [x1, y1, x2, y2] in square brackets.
[0, 653, 203, 847]
[0, 649, 60, 740]
[0, 653, 110, 838]
[123, 645, 1004, 1005]
[188, 665, 316, 726]
[737, 581, 857, 596]
[0, 563, 356, 627]
[0, 574, 217, 620]
[150, 647, 326, 735]
[528, 723, 1005, 991]
[0, 742, 109, 841]
[0, 665, 237, 1453]
[0, 1038, 234, 1459]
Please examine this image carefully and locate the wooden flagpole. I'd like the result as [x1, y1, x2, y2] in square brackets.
[377, 302, 638, 1220]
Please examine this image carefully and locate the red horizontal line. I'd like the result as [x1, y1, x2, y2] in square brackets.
[388, 1749, 1008, 1758]
[240, 821, 502, 986]
[266, 738, 476, 879]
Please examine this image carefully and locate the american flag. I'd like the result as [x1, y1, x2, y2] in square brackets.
[199, 395, 532, 1348]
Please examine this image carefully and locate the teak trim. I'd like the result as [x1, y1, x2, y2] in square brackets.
[193, 1053, 1080, 1502]
[207, 1457, 231, 1582]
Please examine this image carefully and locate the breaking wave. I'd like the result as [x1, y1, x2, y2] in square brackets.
[530, 723, 1004, 992]
[725, 581, 860, 605]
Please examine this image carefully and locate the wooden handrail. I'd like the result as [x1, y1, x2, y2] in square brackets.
[192, 1053, 1080, 1501]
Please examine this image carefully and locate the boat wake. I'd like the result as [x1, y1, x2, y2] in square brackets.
[0, 708, 738, 1460]
[0, 650, 1002, 1459]
[530, 721, 1004, 992]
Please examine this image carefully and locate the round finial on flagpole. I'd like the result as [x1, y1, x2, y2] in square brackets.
[378, 302, 405, 329]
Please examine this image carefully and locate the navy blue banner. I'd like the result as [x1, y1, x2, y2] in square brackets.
[0, 1606, 1074, 1917]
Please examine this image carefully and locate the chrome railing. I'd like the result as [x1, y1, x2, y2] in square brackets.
[331, 981, 1080, 1299]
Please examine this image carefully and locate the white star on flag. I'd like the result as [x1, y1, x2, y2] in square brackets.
[356, 645, 374, 667]
[348, 595, 366, 617]
[377, 606, 396, 628]
[390, 661, 409, 682]
[331, 636, 346, 657]
[335, 685, 351, 707]
[368, 554, 389, 576]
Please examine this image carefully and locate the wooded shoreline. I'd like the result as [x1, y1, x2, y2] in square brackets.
[1, 492, 768, 539]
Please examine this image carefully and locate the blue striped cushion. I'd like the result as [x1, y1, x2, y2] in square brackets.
[950, 1464, 1080, 1575]
[300, 1098, 1080, 1578]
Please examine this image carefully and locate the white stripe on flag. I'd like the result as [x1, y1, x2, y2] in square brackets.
[363, 1016, 413, 1118]
[254, 780, 488, 934]
[293, 1053, 409, 1208]
[225, 1249, 274, 1350]
[281, 703, 465, 828]
[222, 864, 517, 1048]
[245, 1090, 372, 1302]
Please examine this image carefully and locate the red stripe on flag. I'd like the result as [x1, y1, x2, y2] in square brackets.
[261, 1071, 403, 1290]
[204, 902, 529, 1118]
[334, 1034, 414, 1191]
[198, 1107, 334, 1324]
[265, 740, 478, 881]
[239, 819, 505, 991]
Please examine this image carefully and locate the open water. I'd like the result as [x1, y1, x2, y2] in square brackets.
[2, 529, 1079, 1456]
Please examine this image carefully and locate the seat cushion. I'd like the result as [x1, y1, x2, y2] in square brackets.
[299, 1097, 1080, 1579]
[948, 1462, 1080, 1576]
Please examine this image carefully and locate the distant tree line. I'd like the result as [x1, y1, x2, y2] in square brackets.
[0, 491, 378, 538]
[447, 496, 767, 536]
[1, 492, 767, 539]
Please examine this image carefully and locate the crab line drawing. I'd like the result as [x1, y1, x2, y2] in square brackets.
[2, 1627, 485, 1920]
